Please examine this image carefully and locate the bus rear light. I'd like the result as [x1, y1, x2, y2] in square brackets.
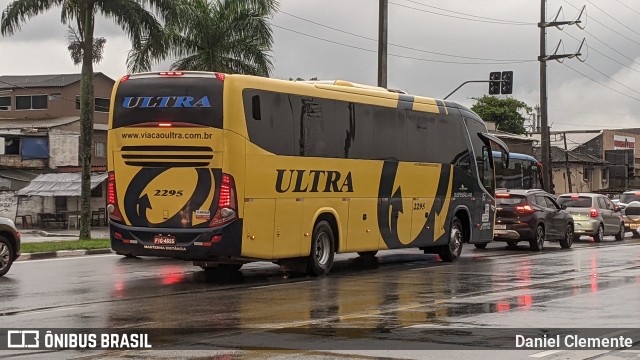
[158, 123, 172, 127]
[211, 235, 223, 243]
[107, 171, 123, 222]
[159, 71, 183, 76]
[215, 73, 225, 81]
[120, 74, 130, 83]
[210, 174, 237, 227]
[590, 208, 599, 217]
[114, 232, 123, 239]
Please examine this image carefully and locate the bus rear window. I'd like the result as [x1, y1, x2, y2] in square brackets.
[557, 196, 592, 208]
[112, 76, 223, 128]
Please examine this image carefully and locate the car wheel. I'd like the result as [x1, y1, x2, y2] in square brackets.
[593, 224, 604, 243]
[0, 236, 15, 277]
[357, 251, 378, 258]
[439, 217, 464, 262]
[614, 223, 625, 241]
[307, 220, 335, 276]
[560, 224, 573, 249]
[529, 225, 545, 251]
[474, 243, 488, 249]
[506, 241, 518, 249]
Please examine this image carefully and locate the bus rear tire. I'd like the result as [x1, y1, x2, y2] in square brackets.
[438, 217, 463, 262]
[307, 220, 335, 276]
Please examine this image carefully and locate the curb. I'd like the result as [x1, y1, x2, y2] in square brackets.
[17, 248, 113, 261]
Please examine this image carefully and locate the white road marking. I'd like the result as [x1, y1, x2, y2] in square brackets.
[529, 350, 563, 358]
[19, 307, 78, 316]
[14, 254, 116, 264]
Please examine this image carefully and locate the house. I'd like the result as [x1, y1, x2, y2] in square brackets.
[533, 146, 609, 194]
[0, 73, 115, 226]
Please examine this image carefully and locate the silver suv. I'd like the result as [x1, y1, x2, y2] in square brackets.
[557, 193, 624, 242]
[0, 216, 21, 277]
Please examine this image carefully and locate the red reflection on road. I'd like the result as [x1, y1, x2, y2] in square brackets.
[496, 301, 510, 312]
[591, 253, 598, 293]
[160, 267, 185, 285]
[517, 294, 533, 310]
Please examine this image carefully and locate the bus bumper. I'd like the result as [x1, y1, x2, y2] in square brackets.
[109, 220, 243, 260]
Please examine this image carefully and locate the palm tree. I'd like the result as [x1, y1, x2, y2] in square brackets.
[1, 0, 174, 240]
[128, 0, 278, 76]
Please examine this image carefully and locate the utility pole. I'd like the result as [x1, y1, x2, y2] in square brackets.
[563, 132, 573, 192]
[378, 0, 388, 88]
[538, 1, 585, 193]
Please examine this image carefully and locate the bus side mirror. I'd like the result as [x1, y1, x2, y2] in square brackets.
[501, 152, 509, 169]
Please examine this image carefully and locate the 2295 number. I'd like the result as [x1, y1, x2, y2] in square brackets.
[153, 189, 184, 197]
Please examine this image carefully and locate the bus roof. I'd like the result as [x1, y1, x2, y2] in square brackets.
[493, 151, 538, 162]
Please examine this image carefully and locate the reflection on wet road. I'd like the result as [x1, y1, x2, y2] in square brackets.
[1, 236, 640, 359]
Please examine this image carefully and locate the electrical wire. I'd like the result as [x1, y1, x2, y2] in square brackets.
[272, 24, 536, 65]
[388, 1, 533, 26]
[279, 10, 534, 62]
[561, 62, 640, 103]
[580, 61, 640, 97]
[613, 0, 640, 16]
[400, 0, 535, 25]
[561, 31, 640, 74]
[586, 0, 640, 40]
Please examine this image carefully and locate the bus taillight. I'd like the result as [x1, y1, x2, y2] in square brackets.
[107, 171, 123, 222]
[210, 173, 237, 227]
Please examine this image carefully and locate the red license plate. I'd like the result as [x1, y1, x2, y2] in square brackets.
[154, 235, 176, 245]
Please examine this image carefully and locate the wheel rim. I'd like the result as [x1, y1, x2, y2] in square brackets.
[598, 226, 604, 240]
[450, 224, 462, 254]
[566, 226, 573, 246]
[620, 225, 625, 238]
[315, 232, 330, 266]
[537, 227, 544, 249]
[0, 243, 10, 271]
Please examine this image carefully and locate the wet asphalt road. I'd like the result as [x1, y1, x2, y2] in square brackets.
[1, 235, 640, 360]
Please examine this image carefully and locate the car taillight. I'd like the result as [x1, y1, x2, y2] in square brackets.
[590, 208, 599, 217]
[209, 173, 237, 227]
[107, 171, 123, 222]
[515, 205, 535, 213]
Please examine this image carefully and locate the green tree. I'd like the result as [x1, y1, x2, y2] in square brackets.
[1, 0, 173, 239]
[471, 95, 532, 135]
[128, 0, 278, 75]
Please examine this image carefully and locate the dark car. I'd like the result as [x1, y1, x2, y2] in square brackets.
[494, 189, 574, 251]
[0, 216, 21, 277]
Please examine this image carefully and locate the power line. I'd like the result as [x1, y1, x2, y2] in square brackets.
[580, 61, 640, 97]
[388, 1, 533, 26]
[561, 62, 640, 103]
[613, 0, 640, 16]
[272, 24, 536, 65]
[561, 31, 640, 74]
[279, 10, 534, 62]
[564, 0, 640, 60]
[400, 0, 535, 25]
[586, 0, 640, 40]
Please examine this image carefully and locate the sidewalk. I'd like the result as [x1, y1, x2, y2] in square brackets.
[20, 227, 110, 243]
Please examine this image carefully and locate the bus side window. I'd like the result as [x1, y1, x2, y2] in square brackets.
[252, 95, 261, 120]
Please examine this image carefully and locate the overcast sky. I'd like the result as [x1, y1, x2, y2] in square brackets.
[1, 0, 639, 132]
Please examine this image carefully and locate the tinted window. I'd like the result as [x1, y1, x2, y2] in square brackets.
[244, 90, 295, 156]
[545, 196, 559, 209]
[496, 195, 526, 205]
[534, 195, 548, 207]
[113, 76, 223, 128]
[620, 193, 640, 204]
[558, 196, 593, 208]
[465, 118, 493, 194]
[597, 197, 607, 209]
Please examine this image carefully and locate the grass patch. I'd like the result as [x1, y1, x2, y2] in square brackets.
[21, 239, 110, 253]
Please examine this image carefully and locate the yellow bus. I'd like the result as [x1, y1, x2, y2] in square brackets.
[107, 72, 508, 276]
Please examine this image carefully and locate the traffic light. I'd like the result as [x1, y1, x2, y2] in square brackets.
[501, 71, 513, 94]
[489, 72, 501, 94]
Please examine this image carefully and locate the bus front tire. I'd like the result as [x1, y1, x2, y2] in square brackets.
[438, 217, 463, 262]
[307, 220, 335, 276]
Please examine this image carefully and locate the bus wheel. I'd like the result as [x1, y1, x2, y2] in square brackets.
[307, 220, 335, 276]
[357, 251, 378, 258]
[474, 243, 488, 249]
[439, 217, 463, 262]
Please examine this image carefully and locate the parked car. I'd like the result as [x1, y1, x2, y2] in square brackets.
[617, 190, 640, 237]
[494, 189, 574, 251]
[0, 216, 21, 277]
[557, 193, 624, 242]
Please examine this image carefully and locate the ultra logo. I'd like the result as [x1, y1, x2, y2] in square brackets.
[122, 96, 211, 108]
[275, 169, 354, 193]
